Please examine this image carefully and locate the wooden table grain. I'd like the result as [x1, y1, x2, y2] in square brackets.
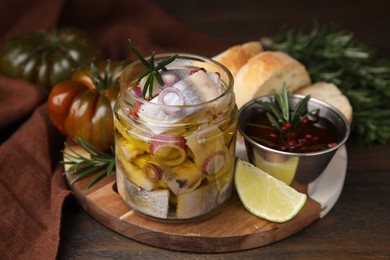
[58, 1, 390, 259]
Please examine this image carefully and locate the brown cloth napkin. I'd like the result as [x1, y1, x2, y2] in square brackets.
[0, 0, 224, 259]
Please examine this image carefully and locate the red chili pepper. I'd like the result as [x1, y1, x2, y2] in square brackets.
[288, 140, 296, 146]
[282, 122, 292, 130]
[269, 133, 277, 139]
[130, 103, 142, 117]
[190, 68, 206, 75]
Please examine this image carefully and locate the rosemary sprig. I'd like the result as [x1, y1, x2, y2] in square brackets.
[62, 138, 115, 189]
[128, 38, 178, 99]
[261, 23, 390, 145]
[254, 83, 314, 133]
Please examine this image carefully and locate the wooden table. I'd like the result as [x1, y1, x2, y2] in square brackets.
[58, 1, 390, 258]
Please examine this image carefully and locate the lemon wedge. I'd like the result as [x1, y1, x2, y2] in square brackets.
[235, 159, 307, 223]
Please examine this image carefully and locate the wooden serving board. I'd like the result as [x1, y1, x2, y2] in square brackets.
[64, 142, 322, 252]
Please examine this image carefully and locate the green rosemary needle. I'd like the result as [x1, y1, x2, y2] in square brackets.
[128, 38, 178, 99]
[262, 23, 390, 145]
[254, 83, 314, 133]
[62, 138, 115, 189]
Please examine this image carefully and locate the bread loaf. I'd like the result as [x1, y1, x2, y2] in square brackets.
[212, 43, 352, 123]
[295, 82, 353, 123]
[234, 51, 311, 108]
[212, 41, 263, 77]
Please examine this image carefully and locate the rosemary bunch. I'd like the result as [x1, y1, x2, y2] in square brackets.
[261, 23, 390, 145]
[62, 138, 115, 189]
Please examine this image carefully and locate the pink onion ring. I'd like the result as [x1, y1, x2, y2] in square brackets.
[143, 163, 163, 181]
[201, 151, 226, 175]
[150, 135, 187, 167]
[161, 71, 180, 87]
[158, 87, 185, 115]
[158, 87, 185, 106]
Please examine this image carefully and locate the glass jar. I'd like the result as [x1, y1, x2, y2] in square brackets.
[114, 53, 238, 222]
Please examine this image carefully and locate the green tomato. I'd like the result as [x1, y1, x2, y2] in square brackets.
[0, 27, 103, 89]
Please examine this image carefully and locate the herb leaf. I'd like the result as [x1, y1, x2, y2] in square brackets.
[291, 95, 311, 130]
[62, 138, 115, 189]
[273, 83, 290, 122]
[128, 38, 178, 99]
[262, 23, 390, 145]
[254, 84, 312, 133]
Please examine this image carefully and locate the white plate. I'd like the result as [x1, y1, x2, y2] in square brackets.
[235, 139, 347, 218]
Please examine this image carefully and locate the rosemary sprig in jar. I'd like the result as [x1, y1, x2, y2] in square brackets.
[128, 38, 178, 99]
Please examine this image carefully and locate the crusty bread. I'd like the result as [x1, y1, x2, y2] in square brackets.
[213, 43, 352, 123]
[295, 82, 353, 123]
[212, 41, 263, 77]
[234, 51, 311, 108]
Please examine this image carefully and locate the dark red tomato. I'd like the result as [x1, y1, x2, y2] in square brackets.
[48, 61, 126, 151]
[0, 27, 103, 90]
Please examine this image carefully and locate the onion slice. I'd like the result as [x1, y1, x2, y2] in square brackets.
[201, 151, 226, 175]
[158, 87, 185, 115]
[158, 87, 185, 106]
[161, 71, 180, 87]
[143, 163, 163, 181]
[150, 135, 187, 167]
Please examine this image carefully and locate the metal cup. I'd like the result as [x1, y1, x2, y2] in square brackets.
[238, 94, 350, 194]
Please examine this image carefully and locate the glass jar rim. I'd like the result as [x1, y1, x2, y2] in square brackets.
[119, 52, 234, 108]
